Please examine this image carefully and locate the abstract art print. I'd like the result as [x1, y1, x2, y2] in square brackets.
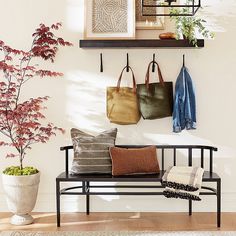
[92, 0, 128, 33]
[84, 0, 135, 39]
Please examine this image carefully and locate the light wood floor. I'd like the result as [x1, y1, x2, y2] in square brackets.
[1, 213, 236, 231]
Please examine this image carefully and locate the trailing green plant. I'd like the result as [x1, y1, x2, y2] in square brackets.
[170, 3, 214, 46]
[3, 166, 39, 176]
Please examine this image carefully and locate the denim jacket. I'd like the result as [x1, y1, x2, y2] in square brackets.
[173, 66, 196, 133]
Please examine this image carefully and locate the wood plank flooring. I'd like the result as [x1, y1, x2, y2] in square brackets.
[1, 213, 236, 231]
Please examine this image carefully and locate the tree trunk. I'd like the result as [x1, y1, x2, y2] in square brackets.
[20, 156, 23, 170]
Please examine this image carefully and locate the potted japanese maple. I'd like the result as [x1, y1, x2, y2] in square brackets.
[0, 23, 72, 225]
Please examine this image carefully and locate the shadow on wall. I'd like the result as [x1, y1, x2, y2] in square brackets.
[56, 0, 236, 211]
[64, 68, 236, 200]
[46, 0, 236, 196]
[1, 0, 236, 212]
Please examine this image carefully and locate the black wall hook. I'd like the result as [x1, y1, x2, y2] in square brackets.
[152, 53, 156, 72]
[183, 54, 185, 67]
[126, 53, 129, 72]
[100, 53, 103, 72]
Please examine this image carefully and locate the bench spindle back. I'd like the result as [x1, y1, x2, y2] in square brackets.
[60, 145, 218, 175]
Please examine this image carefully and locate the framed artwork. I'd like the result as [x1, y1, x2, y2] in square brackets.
[135, 0, 165, 30]
[84, 0, 136, 39]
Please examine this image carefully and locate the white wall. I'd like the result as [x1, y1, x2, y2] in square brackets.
[0, 0, 236, 213]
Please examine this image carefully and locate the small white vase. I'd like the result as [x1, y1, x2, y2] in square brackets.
[2, 172, 40, 225]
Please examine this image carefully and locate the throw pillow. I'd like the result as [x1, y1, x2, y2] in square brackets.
[109, 146, 160, 176]
[71, 128, 117, 174]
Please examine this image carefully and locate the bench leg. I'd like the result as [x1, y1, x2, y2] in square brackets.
[189, 200, 192, 216]
[217, 179, 221, 227]
[56, 180, 61, 227]
[86, 181, 90, 215]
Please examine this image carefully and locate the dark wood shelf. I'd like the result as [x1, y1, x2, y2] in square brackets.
[79, 39, 204, 48]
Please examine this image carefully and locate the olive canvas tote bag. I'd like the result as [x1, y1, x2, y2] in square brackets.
[137, 61, 173, 119]
[107, 66, 141, 125]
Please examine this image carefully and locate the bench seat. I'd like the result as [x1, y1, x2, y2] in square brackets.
[57, 170, 220, 182]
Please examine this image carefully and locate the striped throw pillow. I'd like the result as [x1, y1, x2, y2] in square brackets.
[70, 128, 117, 174]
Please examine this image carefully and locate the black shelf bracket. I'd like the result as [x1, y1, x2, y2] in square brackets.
[100, 53, 103, 72]
[152, 53, 156, 72]
[126, 53, 129, 72]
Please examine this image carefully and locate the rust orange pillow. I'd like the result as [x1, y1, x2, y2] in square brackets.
[109, 146, 160, 176]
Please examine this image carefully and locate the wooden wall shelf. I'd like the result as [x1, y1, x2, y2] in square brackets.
[79, 39, 204, 48]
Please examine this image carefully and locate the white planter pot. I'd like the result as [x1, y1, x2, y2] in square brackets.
[2, 172, 40, 225]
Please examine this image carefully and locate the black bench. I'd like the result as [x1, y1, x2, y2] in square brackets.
[56, 145, 221, 227]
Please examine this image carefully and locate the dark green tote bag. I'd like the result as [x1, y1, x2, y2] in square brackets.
[137, 61, 173, 120]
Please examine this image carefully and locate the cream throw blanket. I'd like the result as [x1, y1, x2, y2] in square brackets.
[162, 166, 204, 201]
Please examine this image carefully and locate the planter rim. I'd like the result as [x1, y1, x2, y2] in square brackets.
[2, 171, 40, 177]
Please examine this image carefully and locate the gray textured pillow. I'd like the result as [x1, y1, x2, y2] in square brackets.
[70, 128, 117, 174]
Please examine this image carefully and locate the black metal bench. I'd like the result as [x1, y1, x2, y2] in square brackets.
[56, 145, 221, 227]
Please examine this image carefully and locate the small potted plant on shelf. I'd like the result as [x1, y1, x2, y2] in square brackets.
[0, 23, 72, 225]
[170, 1, 214, 46]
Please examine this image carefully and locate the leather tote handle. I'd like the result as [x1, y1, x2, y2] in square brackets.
[145, 61, 165, 89]
[117, 66, 137, 93]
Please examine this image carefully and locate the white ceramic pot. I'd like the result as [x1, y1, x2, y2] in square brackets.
[2, 172, 40, 225]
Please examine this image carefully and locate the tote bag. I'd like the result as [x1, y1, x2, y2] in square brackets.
[107, 66, 141, 125]
[137, 61, 173, 119]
